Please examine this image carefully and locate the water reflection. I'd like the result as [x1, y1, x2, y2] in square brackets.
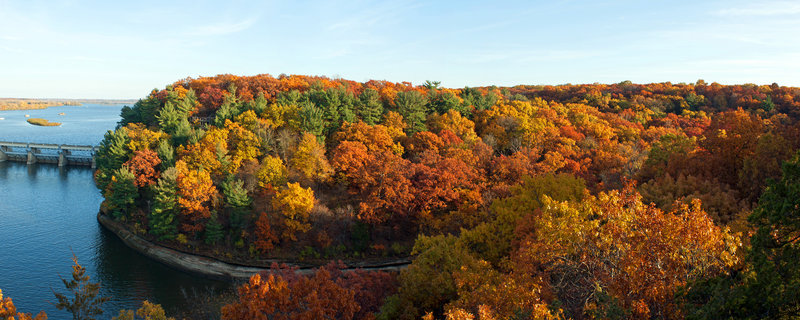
[0, 160, 231, 317]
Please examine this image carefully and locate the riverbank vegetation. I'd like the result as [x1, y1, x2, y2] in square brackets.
[26, 118, 61, 126]
[0, 98, 81, 110]
[94, 74, 800, 318]
[0, 98, 138, 110]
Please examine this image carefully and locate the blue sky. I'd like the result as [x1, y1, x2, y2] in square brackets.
[1, 0, 799, 99]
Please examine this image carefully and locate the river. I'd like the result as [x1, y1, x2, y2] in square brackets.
[0, 104, 231, 318]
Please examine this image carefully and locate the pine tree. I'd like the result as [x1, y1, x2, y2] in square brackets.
[215, 85, 242, 127]
[52, 255, 110, 320]
[222, 177, 251, 208]
[156, 102, 191, 146]
[395, 90, 428, 134]
[299, 100, 325, 140]
[155, 139, 174, 170]
[95, 127, 131, 191]
[358, 88, 384, 125]
[248, 92, 268, 115]
[105, 166, 138, 220]
[204, 213, 224, 245]
[222, 177, 252, 232]
[150, 167, 178, 240]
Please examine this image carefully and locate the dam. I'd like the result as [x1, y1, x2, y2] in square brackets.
[0, 141, 97, 167]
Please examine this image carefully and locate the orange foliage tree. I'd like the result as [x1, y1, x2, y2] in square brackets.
[0, 289, 47, 320]
[221, 263, 397, 320]
[175, 160, 216, 234]
[123, 149, 162, 188]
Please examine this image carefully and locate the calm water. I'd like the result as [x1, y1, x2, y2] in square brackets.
[0, 105, 230, 317]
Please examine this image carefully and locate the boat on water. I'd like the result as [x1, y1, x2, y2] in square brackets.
[24, 114, 30, 117]
[0, 117, 5, 120]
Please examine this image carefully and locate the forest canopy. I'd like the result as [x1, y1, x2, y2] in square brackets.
[94, 74, 800, 319]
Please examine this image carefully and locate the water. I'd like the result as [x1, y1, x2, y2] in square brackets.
[0, 105, 231, 317]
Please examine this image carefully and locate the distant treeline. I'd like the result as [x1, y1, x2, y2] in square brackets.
[0, 98, 137, 110]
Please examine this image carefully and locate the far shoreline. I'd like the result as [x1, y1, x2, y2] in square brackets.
[0, 98, 137, 111]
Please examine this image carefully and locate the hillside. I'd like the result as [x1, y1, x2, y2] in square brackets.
[94, 74, 800, 319]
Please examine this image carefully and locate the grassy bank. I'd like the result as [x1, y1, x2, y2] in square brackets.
[26, 118, 61, 126]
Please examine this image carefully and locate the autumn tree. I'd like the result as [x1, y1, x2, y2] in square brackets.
[292, 132, 333, 182]
[225, 119, 262, 172]
[112, 301, 174, 320]
[123, 150, 162, 188]
[458, 173, 586, 266]
[514, 188, 739, 318]
[221, 263, 397, 320]
[684, 152, 800, 318]
[272, 183, 315, 241]
[256, 156, 287, 191]
[0, 289, 47, 320]
[175, 160, 216, 235]
[52, 256, 110, 320]
[378, 235, 483, 320]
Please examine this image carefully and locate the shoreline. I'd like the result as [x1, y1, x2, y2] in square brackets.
[97, 212, 410, 281]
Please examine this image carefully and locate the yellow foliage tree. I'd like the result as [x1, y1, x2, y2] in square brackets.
[225, 119, 262, 172]
[178, 126, 227, 174]
[256, 155, 288, 190]
[292, 132, 333, 182]
[272, 182, 315, 241]
[125, 123, 167, 152]
[175, 160, 216, 234]
[427, 110, 479, 144]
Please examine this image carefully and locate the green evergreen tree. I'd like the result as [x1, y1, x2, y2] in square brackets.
[427, 90, 461, 114]
[53, 255, 110, 320]
[299, 100, 325, 140]
[276, 89, 302, 106]
[155, 139, 175, 170]
[120, 93, 162, 127]
[460, 86, 498, 113]
[221, 177, 252, 231]
[149, 167, 178, 240]
[156, 101, 191, 146]
[95, 127, 131, 191]
[214, 85, 243, 127]
[105, 166, 138, 219]
[357, 88, 384, 125]
[246, 92, 268, 115]
[222, 177, 252, 208]
[394, 90, 428, 134]
[204, 213, 224, 245]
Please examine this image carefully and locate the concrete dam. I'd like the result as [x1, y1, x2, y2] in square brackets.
[0, 141, 97, 167]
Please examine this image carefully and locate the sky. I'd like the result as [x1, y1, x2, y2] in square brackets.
[1, 0, 800, 99]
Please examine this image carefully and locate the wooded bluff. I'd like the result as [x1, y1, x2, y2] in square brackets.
[80, 74, 800, 319]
